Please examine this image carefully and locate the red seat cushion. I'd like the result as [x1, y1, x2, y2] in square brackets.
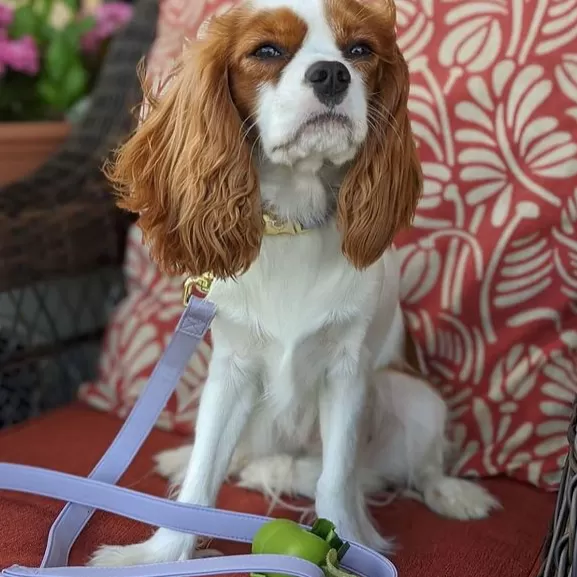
[0, 404, 556, 577]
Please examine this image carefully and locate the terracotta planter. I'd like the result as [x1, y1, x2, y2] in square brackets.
[0, 121, 71, 187]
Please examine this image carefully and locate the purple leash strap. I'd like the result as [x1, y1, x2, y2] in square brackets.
[0, 464, 395, 577]
[41, 296, 217, 568]
[0, 295, 397, 577]
[3, 556, 326, 577]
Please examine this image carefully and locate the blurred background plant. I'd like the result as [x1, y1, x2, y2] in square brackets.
[0, 0, 133, 122]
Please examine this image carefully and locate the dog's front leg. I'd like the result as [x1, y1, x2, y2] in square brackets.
[89, 350, 259, 567]
[315, 346, 389, 551]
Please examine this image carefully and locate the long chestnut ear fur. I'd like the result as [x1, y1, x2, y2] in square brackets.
[107, 16, 263, 279]
[338, 24, 422, 269]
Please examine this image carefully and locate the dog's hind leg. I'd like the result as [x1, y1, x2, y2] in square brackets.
[371, 369, 500, 520]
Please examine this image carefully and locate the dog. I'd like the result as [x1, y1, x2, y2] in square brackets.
[90, 0, 499, 566]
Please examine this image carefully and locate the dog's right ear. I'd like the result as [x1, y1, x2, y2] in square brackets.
[337, 0, 422, 270]
[107, 14, 263, 279]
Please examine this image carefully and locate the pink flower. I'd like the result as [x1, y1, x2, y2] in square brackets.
[0, 3, 13, 27]
[0, 35, 40, 75]
[82, 2, 132, 52]
[0, 30, 4, 77]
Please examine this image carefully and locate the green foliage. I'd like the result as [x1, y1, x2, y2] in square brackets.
[38, 17, 94, 114]
[9, 3, 38, 37]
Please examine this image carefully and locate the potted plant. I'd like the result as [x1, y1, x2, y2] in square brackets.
[0, 0, 133, 186]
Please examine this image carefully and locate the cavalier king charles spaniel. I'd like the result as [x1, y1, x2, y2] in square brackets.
[90, 0, 499, 566]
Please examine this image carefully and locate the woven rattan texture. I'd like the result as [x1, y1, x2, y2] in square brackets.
[0, 267, 124, 427]
[540, 400, 577, 577]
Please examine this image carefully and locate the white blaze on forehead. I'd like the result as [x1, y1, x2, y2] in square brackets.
[249, 0, 341, 60]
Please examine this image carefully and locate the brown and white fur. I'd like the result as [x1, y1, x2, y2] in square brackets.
[90, 0, 499, 566]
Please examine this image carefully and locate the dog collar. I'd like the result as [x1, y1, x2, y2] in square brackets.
[263, 213, 311, 236]
[183, 213, 315, 303]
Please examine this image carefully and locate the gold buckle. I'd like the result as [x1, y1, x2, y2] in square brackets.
[183, 272, 215, 305]
[263, 213, 305, 236]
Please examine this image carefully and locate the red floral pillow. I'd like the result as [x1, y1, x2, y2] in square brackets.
[80, 0, 577, 490]
[394, 0, 577, 489]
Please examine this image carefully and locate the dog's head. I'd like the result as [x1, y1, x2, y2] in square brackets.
[109, 0, 422, 279]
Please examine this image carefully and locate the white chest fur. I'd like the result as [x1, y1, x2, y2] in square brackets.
[207, 222, 402, 419]
[211, 222, 381, 336]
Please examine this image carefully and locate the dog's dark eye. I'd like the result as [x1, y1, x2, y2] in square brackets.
[345, 43, 372, 59]
[252, 44, 284, 59]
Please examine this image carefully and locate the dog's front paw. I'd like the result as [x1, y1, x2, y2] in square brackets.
[422, 477, 501, 520]
[316, 493, 393, 553]
[336, 512, 393, 553]
[88, 530, 197, 567]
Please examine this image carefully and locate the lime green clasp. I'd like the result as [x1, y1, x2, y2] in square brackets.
[251, 518, 355, 577]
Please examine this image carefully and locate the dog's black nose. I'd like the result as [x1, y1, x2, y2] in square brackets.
[305, 60, 351, 106]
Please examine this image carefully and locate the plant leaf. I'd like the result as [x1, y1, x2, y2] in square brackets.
[60, 61, 88, 109]
[9, 4, 39, 38]
[37, 77, 62, 110]
[44, 34, 71, 81]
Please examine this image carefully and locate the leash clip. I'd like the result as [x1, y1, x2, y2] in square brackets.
[183, 273, 215, 305]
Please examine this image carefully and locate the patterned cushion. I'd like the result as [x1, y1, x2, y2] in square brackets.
[80, 0, 577, 490]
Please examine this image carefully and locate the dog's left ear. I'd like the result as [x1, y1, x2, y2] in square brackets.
[106, 11, 262, 280]
[338, 42, 422, 269]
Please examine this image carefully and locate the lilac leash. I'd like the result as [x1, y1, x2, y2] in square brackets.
[40, 297, 218, 568]
[0, 295, 397, 577]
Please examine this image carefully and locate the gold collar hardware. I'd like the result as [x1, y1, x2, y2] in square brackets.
[263, 213, 308, 236]
[183, 214, 309, 305]
[183, 272, 215, 305]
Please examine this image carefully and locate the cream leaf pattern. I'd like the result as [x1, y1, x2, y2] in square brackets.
[555, 53, 577, 105]
[480, 208, 561, 340]
[488, 343, 545, 403]
[396, 0, 434, 61]
[398, 242, 442, 304]
[533, 0, 577, 56]
[81, 0, 577, 491]
[409, 58, 455, 168]
[439, 0, 507, 73]
[537, 350, 577, 486]
[405, 309, 485, 386]
[470, 396, 536, 477]
[448, 421, 480, 477]
[552, 187, 577, 308]
[408, 58, 459, 231]
[455, 61, 575, 218]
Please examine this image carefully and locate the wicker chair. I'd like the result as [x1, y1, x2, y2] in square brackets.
[0, 0, 158, 427]
[0, 0, 575, 573]
[539, 401, 577, 577]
